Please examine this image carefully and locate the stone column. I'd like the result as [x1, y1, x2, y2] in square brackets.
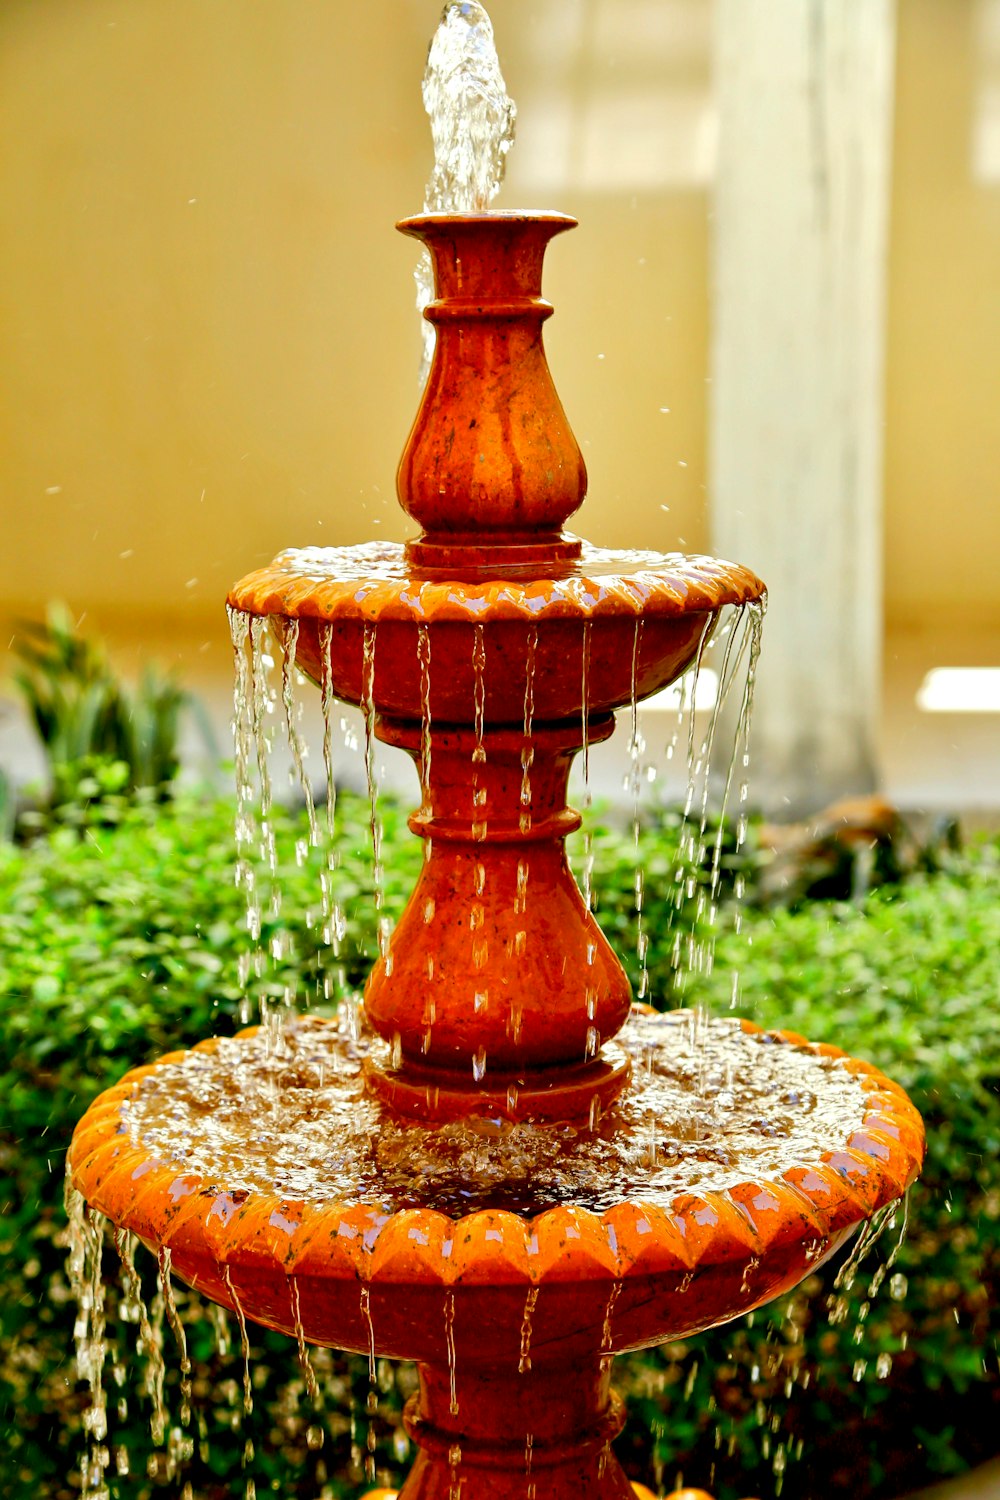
[709, 1, 896, 815]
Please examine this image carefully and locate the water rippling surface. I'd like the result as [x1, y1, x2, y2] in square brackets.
[123, 1009, 866, 1219]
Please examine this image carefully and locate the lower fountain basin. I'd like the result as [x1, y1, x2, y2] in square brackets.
[68, 1010, 922, 1369]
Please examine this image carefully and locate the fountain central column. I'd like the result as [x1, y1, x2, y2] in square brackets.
[400, 1358, 635, 1500]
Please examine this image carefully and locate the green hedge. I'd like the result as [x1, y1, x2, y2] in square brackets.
[1, 789, 998, 1497]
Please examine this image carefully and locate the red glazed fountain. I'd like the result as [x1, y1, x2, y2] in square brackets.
[68, 206, 923, 1499]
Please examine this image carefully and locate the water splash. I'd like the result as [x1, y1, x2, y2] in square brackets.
[444, 1289, 459, 1414]
[518, 1285, 539, 1374]
[222, 1265, 254, 1416]
[318, 621, 348, 973]
[249, 617, 276, 829]
[230, 607, 264, 984]
[123, 1010, 869, 1217]
[662, 600, 766, 1020]
[278, 618, 318, 850]
[289, 1276, 320, 1402]
[66, 1179, 111, 1498]
[319, 622, 337, 840]
[600, 1281, 621, 1372]
[579, 619, 597, 920]
[703, 1192, 911, 1495]
[417, 622, 433, 805]
[628, 620, 648, 999]
[360, 1284, 377, 1384]
[416, 1, 517, 380]
[360, 623, 388, 961]
[156, 1248, 192, 1427]
[580, 620, 593, 788]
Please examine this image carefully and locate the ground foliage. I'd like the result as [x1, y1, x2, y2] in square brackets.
[10, 604, 217, 815]
[0, 783, 998, 1498]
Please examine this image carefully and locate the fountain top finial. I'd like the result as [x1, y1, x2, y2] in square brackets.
[398, 211, 588, 571]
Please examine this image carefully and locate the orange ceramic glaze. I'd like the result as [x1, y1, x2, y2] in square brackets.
[71, 1013, 921, 1500]
[360, 1486, 694, 1499]
[73, 210, 922, 1500]
[361, 1489, 681, 1500]
[223, 221, 764, 1120]
[360, 1488, 685, 1500]
[661, 1493, 760, 1500]
[226, 546, 763, 725]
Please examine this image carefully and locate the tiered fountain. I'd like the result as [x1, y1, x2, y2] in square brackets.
[68, 201, 923, 1498]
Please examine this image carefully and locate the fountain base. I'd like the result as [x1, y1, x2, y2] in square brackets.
[364, 1044, 631, 1123]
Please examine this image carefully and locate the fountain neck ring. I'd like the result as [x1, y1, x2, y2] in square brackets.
[403, 1360, 626, 1468]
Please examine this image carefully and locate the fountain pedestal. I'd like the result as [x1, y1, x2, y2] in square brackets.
[365, 713, 632, 1121]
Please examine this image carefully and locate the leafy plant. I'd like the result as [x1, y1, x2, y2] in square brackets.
[9, 604, 216, 813]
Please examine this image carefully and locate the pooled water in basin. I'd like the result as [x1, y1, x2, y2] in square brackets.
[122, 1011, 866, 1218]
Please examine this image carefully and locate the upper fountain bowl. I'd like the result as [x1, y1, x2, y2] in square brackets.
[226, 540, 764, 725]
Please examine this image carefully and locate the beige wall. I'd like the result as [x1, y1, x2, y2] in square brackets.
[0, 0, 710, 665]
[0, 0, 997, 660]
[884, 0, 1000, 630]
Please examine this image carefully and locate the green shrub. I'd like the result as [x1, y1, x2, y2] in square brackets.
[0, 790, 997, 1497]
[9, 605, 216, 815]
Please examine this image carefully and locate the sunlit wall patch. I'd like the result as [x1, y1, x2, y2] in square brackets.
[916, 667, 1000, 713]
[973, 0, 1000, 182]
